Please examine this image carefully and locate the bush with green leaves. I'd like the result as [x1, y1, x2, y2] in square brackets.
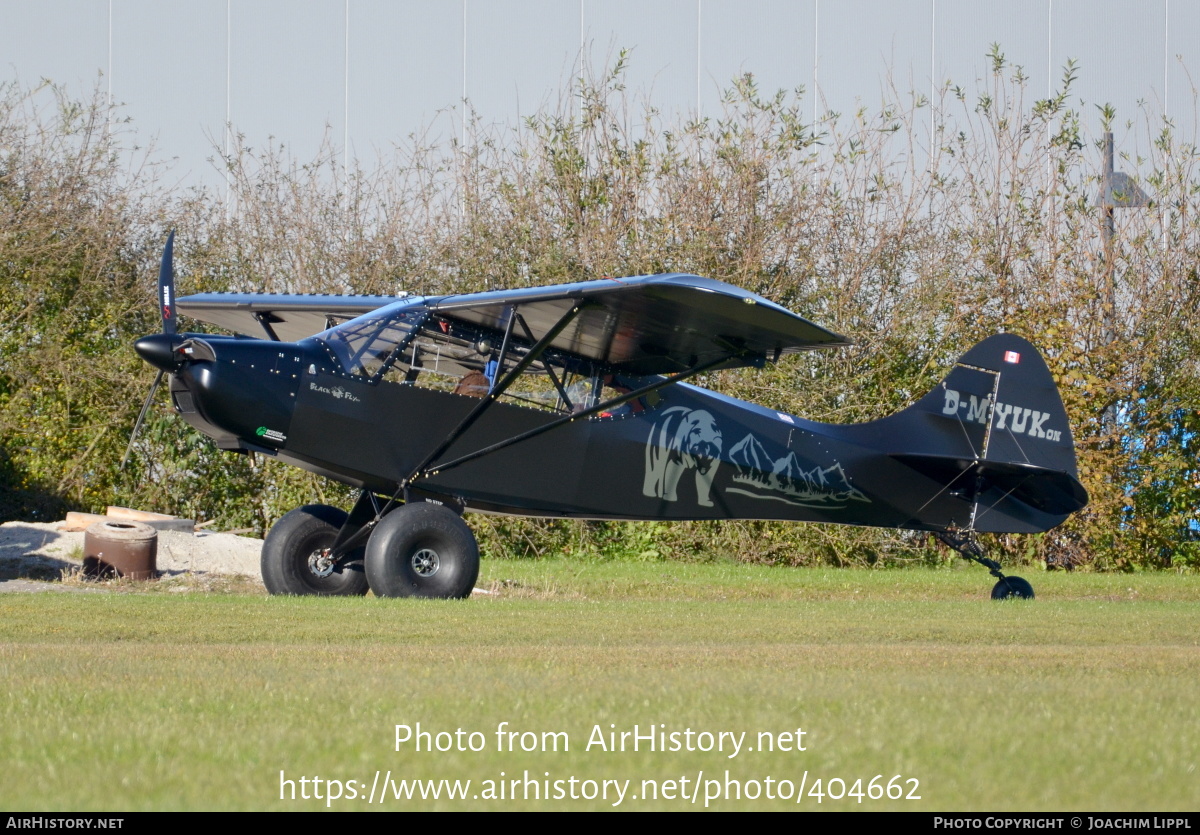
[2, 48, 1197, 568]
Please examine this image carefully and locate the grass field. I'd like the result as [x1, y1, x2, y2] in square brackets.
[1, 560, 1197, 811]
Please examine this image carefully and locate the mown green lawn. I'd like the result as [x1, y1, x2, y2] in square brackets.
[1, 562, 1196, 811]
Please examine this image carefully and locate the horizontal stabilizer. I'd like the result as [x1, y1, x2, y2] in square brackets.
[835, 333, 1088, 533]
[890, 454, 1088, 515]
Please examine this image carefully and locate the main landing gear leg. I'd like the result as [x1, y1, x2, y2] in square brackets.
[935, 531, 1034, 600]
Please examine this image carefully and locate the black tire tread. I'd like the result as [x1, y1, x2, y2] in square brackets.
[990, 575, 1035, 600]
[365, 502, 479, 599]
[261, 504, 369, 596]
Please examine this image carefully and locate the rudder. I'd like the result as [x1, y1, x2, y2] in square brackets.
[881, 333, 1087, 532]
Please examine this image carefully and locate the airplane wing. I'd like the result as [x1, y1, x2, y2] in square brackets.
[431, 274, 850, 374]
[176, 293, 402, 342]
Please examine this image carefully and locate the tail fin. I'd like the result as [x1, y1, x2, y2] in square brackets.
[878, 334, 1088, 533]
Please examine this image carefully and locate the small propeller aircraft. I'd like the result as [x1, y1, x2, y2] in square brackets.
[130, 234, 1088, 600]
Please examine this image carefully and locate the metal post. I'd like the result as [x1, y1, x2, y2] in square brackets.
[1102, 131, 1116, 350]
[1093, 133, 1149, 442]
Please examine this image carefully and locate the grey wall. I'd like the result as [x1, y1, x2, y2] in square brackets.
[0, 0, 1191, 188]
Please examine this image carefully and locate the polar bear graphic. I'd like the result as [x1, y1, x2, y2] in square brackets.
[643, 407, 723, 507]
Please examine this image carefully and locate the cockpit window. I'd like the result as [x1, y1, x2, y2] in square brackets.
[313, 306, 424, 378]
[313, 305, 662, 418]
[378, 316, 597, 414]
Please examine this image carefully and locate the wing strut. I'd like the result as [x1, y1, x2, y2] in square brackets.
[416, 350, 738, 482]
[514, 313, 575, 409]
[254, 312, 281, 341]
[398, 301, 755, 488]
[398, 300, 591, 490]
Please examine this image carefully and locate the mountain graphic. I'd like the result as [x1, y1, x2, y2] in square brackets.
[729, 434, 774, 484]
[728, 434, 870, 506]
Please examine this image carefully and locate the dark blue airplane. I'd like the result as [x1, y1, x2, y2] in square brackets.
[131, 234, 1088, 600]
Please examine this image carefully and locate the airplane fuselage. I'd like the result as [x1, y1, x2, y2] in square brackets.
[165, 330, 1077, 535]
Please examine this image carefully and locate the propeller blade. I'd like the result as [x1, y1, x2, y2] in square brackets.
[120, 369, 165, 470]
[159, 230, 176, 335]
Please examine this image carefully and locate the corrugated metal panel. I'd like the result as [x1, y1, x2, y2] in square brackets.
[934, 0, 1050, 104]
[347, 0, 464, 158]
[110, 0, 226, 184]
[4, 0, 1200, 187]
[815, 0, 934, 172]
[815, 0, 934, 116]
[0, 0, 108, 89]
[1165, 0, 1200, 134]
[1051, 0, 1166, 152]
[698, 0, 815, 119]
[582, 0, 699, 118]
[229, 0, 345, 163]
[465, 0, 580, 127]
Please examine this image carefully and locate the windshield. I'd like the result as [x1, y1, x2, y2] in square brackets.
[311, 302, 425, 378]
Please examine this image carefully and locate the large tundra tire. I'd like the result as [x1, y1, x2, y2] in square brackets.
[365, 502, 479, 599]
[261, 504, 369, 596]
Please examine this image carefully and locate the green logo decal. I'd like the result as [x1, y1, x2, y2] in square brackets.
[255, 426, 286, 443]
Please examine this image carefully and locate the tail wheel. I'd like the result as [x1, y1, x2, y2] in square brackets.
[261, 505, 369, 596]
[991, 576, 1035, 600]
[365, 502, 479, 599]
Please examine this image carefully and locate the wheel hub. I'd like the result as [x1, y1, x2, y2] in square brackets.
[411, 548, 440, 577]
[308, 549, 336, 578]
